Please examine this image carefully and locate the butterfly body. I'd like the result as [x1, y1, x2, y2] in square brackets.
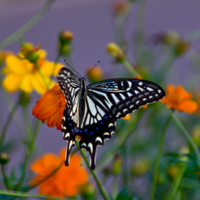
[58, 67, 165, 170]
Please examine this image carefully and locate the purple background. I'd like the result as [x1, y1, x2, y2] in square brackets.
[0, 0, 200, 190]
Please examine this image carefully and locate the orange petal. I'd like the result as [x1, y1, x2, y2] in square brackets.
[177, 101, 198, 114]
[32, 84, 66, 129]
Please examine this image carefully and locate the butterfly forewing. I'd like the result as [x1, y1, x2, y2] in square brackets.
[88, 79, 165, 119]
[58, 67, 165, 170]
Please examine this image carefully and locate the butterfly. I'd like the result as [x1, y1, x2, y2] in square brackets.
[58, 67, 165, 170]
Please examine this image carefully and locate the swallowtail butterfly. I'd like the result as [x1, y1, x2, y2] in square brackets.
[58, 67, 165, 170]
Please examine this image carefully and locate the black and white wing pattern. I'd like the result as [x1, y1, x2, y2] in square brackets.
[58, 67, 165, 170]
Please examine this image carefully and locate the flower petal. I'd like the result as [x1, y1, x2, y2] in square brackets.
[20, 74, 33, 93]
[2, 74, 22, 92]
[40, 61, 64, 76]
[31, 73, 55, 95]
[5, 55, 27, 74]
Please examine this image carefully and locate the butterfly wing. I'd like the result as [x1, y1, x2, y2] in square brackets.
[58, 69, 165, 170]
[57, 68, 81, 166]
[88, 78, 165, 119]
[77, 79, 165, 169]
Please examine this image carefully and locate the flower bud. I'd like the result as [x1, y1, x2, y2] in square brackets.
[86, 66, 102, 83]
[174, 39, 190, 56]
[162, 30, 180, 45]
[20, 42, 40, 63]
[167, 163, 180, 180]
[80, 183, 96, 200]
[111, 154, 122, 175]
[58, 31, 73, 56]
[59, 31, 74, 43]
[113, 0, 129, 15]
[179, 146, 190, 162]
[131, 158, 150, 175]
[0, 152, 9, 165]
[106, 43, 125, 62]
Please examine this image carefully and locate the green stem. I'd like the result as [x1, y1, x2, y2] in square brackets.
[35, 62, 50, 89]
[76, 141, 110, 200]
[171, 112, 200, 159]
[165, 163, 187, 200]
[50, 52, 61, 80]
[15, 119, 40, 190]
[122, 59, 140, 77]
[0, 97, 20, 147]
[151, 113, 172, 200]
[0, 190, 63, 200]
[155, 51, 175, 83]
[0, 0, 55, 49]
[1, 165, 10, 190]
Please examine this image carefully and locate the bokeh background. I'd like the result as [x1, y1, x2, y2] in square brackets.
[1, 0, 200, 199]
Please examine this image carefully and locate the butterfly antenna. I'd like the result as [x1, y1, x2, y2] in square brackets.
[64, 59, 82, 77]
[84, 61, 100, 78]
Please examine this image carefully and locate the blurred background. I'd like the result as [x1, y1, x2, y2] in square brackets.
[1, 0, 200, 199]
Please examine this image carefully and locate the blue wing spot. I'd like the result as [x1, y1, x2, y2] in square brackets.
[79, 130, 83, 133]
[89, 131, 94, 136]
[104, 115, 108, 120]
[69, 123, 72, 127]
[84, 129, 88, 133]
[100, 122, 104, 125]
[96, 127, 100, 130]
[67, 117, 71, 121]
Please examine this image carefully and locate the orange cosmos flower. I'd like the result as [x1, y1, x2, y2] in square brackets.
[162, 84, 198, 114]
[32, 83, 66, 130]
[30, 148, 88, 198]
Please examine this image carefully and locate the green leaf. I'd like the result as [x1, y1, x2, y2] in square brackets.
[115, 187, 139, 200]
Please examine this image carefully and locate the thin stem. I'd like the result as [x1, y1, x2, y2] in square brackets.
[1, 165, 10, 190]
[50, 52, 61, 80]
[171, 112, 200, 159]
[0, 0, 55, 49]
[165, 163, 187, 200]
[34, 62, 50, 89]
[151, 113, 172, 200]
[0, 97, 20, 147]
[15, 119, 40, 190]
[76, 141, 110, 200]
[122, 59, 140, 77]
[0, 190, 63, 200]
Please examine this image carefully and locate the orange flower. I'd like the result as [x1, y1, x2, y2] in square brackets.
[162, 84, 198, 114]
[32, 83, 66, 130]
[30, 149, 88, 198]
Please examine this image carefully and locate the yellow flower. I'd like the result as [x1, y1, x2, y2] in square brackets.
[32, 83, 66, 130]
[2, 49, 64, 95]
[162, 84, 198, 114]
[30, 148, 88, 198]
[106, 42, 125, 62]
